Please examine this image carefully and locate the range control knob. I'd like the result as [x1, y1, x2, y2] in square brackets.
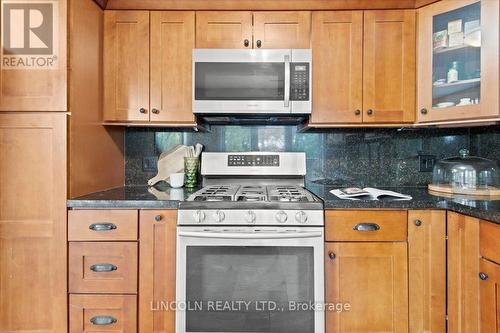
[193, 210, 206, 223]
[245, 210, 257, 224]
[295, 211, 308, 224]
[275, 211, 288, 223]
[213, 210, 225, 223]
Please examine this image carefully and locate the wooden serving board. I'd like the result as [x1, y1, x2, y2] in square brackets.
[428, 184, 500, 196]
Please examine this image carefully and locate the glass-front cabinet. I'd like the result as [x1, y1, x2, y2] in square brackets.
[417, 0, 499, 123]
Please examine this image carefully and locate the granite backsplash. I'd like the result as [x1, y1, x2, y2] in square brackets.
[125, 125, 500, 187]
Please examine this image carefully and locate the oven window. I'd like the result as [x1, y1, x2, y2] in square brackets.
[185, 246, 314, 333]
[195, 63, 285, 100]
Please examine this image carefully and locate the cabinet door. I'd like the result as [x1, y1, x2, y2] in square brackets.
[195, 11, 252, 48]
[104, 11, 150, 121]
[479, 259, 500, 333]
[0, 0, 67, 111]
[139, 210, 177, 333]
[408, 210, 446, 333]
[447, 211, 480, 333]
[150, 12, 195, 124]
[310, 11, 363, 124]
[253, 12, 311, 48]
[325, 242, 408, 333]
[417, 0, 499, 123]
[363, 10, 416, 123]
[0, 113, 67, 333]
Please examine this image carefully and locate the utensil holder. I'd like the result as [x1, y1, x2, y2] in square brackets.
[184, 157, 199, 188]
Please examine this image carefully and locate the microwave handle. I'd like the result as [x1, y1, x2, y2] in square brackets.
[284, 55, 290, 108]
[178, 231, 323, 240]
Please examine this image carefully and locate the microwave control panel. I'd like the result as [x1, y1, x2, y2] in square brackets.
[228, 154, 280, 167]
[290, 63, 310, 101]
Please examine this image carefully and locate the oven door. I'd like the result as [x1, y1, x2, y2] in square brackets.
[193, 49, 292, 114]
[176, 226, 325, 333]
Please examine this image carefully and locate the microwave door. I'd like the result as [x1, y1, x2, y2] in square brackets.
[193, 49, 292, 114]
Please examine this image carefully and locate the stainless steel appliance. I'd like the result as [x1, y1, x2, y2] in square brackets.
[192, 49, 312, 115]
[176, 152, 324, 333]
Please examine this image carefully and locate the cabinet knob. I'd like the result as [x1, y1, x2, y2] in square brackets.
[366, 109, 374, 116]
[244, 39, 250, 47]
[420, 108, 428, 115]
[139, 108, 147, 114]
[154, 215, 162, 222]
[479, 272, 489, 280]
[256, 40, 262, 48]
[414, 219, 423, 227]
[328, 252, 336, 260]
[152, 108, 159, 114]
[355, 109, 361, 116]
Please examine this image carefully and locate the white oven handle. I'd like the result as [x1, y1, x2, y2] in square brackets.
[178, 230, 323, 239]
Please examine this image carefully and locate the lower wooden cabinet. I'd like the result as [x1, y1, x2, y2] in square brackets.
[139, 210, 177, 333]
[325, 242, 408, 333]
[447, 211, 481, 333]
[0, 113, 67, 333]
[408, 210, 446, 333]
[480, 259, 500, 333]
[70, 294, 137, 332]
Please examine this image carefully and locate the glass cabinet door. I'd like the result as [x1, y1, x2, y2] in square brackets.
[432, 2, 481, 109]
[417, 0, 499, 123]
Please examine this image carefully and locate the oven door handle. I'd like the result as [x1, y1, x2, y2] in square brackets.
[178, 231, 323, 239]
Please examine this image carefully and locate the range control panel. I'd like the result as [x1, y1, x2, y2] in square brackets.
[290, 63, 310, 101]
[228, 154, 280, 167]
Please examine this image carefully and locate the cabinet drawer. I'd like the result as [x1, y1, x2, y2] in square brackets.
[325, 210, 407, 241]
[70, 294, 137, 333]
[69, 242, 138, 293]
[480, 221, 500, 264]
[68, 210, 138, 241]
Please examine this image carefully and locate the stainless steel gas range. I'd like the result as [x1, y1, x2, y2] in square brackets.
[176, 152, 325, 333]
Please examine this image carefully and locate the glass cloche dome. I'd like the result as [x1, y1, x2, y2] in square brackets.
[429, 149, 499, 195]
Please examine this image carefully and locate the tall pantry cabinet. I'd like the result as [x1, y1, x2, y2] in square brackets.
[1, 0, 124, 332]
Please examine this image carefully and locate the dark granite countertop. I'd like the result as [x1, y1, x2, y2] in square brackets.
[68, 183, 500, 224]
[305, 184, 500, 224]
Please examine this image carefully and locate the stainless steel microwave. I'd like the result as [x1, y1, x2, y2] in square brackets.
[192, 49, 312, 114]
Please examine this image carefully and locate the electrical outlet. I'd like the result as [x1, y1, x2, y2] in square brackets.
[419, 154, 436, 172]
[142, 156, 158, 172]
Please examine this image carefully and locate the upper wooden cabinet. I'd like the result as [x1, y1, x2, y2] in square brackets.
[0, 113, 67, 333]
[417, 0, 499, 123]
[363, 10, 416, 123]
[310, 11, 363, 124]
[150, 12, 195, 123]
[0, 0, 67, 111]
[196, 11, 311, 48]
[104, 11, 195, 125]
[310, 10, 416, 126]
[196, 11, 253, 48]
[253, 12, 311, 48]
[104, 11, 150, 121]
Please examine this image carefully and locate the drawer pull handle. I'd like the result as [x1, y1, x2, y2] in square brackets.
[353, 223, 380, 231]
[90, 263, 117, 272]
[90, 316, 117, 326]
[89, 223, 117, 231]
